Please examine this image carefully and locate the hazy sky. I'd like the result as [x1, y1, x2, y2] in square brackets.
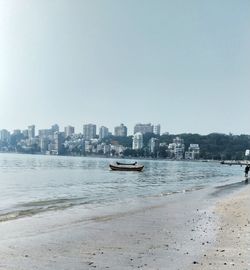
[0, 0, 249, 135]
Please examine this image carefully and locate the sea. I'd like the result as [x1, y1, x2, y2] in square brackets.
[0, 153, 244, 222]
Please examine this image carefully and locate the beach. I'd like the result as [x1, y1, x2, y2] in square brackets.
[0, 155, 248, 269]
[191, 183, 250, 270]
[0, 183, 248, 270]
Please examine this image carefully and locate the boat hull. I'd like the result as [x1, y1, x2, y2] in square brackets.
[109, 164, 144, 172]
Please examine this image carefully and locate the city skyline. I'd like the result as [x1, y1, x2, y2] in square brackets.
[0, 1, 250, 135]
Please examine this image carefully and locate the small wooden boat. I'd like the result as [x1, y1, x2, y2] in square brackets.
[116, 161, 137, 166]
[109, 163, 144, 172]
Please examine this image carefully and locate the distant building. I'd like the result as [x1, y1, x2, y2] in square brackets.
[53, 132, 64, 155]
[110, 144, 125, 156]
[40, 137, 49, 153]
[13, 129, 21, 135]
[0, 129, 10, 143]
[114, 124, 127, 137]
[28, 125, 35, 139]
[22, 129, 29, 138]
[132, 132, 143, 150]
[83, 124, 96, 140]
[185, 144, 200, 160]
[153, 124, 161, 135]
[51, 124, 59, 133]
[134, 123, 153, 135]
[149, 137, 159, 154]
[64, 126, 75, 138]
[168, 137, 185, 159]
[38, 129, 53, 138]
[99, 126, 109, 140]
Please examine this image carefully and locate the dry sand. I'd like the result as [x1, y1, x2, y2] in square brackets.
[0, 183, 249, 270]
[191, 183, 250, 270]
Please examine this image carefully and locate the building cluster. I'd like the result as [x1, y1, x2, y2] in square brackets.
[0, 123, 200, 159]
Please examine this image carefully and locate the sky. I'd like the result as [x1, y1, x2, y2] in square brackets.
[0, 0, 249, 135]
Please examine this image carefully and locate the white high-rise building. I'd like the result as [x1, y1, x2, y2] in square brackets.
[83, 124, 96, 140]
[99, 126, 109, 140]
[153, 124, 161, 135]
[64, 126, 75, 137]
[132, 132, 143, 150]
[149, 137, 159, 153]
[28, 125, 35, 139]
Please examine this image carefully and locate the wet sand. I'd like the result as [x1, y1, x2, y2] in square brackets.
[0, 183, 248, 270]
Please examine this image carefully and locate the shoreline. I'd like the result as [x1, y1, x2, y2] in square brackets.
[0, 182, 248, 269]
[0, 186, 227, 270]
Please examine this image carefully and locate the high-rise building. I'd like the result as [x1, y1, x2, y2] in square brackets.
[0, 129, 10, 143]
[132, 132, 143, 150]
[51, 124, 59, 133]
[64, 126, 75, 138]
[83, 124, 96, 140]
[38, 129, 53, 138]
[153, 124, 161, 135]
[149, 137, 159, 154]
[28, 125, 35, 139]
[22, 129, 29, 138]
[114, 123, 127, 137]
[99, 126, 109, 140]
[134, 123, 153, 135]
[13, 129, 21, 135]
[40, 137, 49, 153]
[54, 132, 64, 155]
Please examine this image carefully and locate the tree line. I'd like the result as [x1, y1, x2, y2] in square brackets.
[102, 133, 250, 160]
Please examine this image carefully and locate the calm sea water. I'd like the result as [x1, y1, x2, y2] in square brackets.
[0, 153, 243, 222]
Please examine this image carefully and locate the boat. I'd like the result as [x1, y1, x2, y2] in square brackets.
[116, 161, 137, 166]
[109, 162, 144, 171]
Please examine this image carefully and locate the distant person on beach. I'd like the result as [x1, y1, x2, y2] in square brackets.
[245, 165, 250, 178]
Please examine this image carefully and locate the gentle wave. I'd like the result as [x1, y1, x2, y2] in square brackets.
[0, 188, 204, 222]
[0, 198, 88, 222]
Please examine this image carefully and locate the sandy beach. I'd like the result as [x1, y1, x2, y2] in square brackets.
[191, 183, 250, 270]
[0, 183, 249, 270]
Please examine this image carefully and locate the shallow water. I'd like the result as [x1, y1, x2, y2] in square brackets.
[0, 153, 243, 221]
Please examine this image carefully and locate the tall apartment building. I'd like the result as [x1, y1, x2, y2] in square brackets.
[0, 129, 10, 143]
[51, 124, 59, 133]
[153, 124, 161, 135]
[99, 126, 109, 140]
[83, 124, 96, 140]
[28, 125, 35, 139]
[22, 129, 29, 138]
[114, 123, 127, 137]
[13, 129, 21, 135]
[54, 132, 64, 155]
[132, 132, 143, 150]
[149, 137, 159, 154]
[134, 123, 153, 134]
[64, 126, 75, 137]
[38, 129, 53, 138]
